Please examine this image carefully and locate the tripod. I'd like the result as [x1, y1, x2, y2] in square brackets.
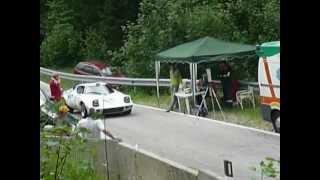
[196, 82, 225, 120]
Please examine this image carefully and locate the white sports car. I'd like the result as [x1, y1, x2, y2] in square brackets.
[63, 82, 133, 117]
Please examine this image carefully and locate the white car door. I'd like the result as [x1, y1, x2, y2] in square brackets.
[65, 89, 76, 108]
[74, 86, 85, 109]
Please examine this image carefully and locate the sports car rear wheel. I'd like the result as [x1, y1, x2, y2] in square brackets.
[81, 103, 88, 118]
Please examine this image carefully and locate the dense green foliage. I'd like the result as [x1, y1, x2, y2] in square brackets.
[40, 0, 138, 67]
[40, 0, 279, 80]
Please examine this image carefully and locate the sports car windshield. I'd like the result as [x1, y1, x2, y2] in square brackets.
[85, 85, 114, 95]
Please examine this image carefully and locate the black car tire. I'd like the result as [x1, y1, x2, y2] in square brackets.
[81, 103, 88, 118]
[272, 111, 280, 133]
[66, 105, 74, 113]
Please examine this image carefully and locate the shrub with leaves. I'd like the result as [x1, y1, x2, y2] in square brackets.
[80, 28, 109, 61]
[250, 157, 280, 180]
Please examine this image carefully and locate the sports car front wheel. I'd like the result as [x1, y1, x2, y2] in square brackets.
[81, 103, 88, 118]
[124, 109, 132, 115]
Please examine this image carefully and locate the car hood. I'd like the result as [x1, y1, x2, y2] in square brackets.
[83, 90, 132, 108]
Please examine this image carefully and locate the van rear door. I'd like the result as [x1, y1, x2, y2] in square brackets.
[258, 54, 280, 99]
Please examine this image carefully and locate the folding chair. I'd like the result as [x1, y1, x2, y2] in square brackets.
[236, 86, 255, 110]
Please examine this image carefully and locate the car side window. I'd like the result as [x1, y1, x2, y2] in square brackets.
[91, 66, 101, 76]
[76, 86, 84, 94]
[83, 65, 91, 73]
[76, 63, 85, 71]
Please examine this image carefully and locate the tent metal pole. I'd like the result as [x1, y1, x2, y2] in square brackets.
[155, 61, 160, 107]
[189, 63, 193, 90]
[189, 63, 194, 107]
[194, 63, 197, 84]
[193, 63, 197, 105]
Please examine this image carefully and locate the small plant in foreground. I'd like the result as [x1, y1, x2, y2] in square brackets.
[250, 157, 280, 180]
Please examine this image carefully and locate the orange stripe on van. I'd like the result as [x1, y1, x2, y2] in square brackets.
[260, 96, 280, 104]
[263, 57, 276, 98]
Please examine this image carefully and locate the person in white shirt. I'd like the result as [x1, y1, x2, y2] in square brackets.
[78, 108, 121, 142]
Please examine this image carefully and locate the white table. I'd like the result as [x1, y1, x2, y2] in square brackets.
[175, 91, 205, 114]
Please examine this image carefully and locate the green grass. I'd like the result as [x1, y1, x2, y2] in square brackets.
[130, 92, 172, 109]
[208, 107, 273, 131]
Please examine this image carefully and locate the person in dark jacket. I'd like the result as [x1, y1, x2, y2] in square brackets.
[218, 61, 233, 108]
[49, 73, 63, 102]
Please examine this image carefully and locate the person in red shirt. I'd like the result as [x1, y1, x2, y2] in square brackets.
[49, 73, 63, 102]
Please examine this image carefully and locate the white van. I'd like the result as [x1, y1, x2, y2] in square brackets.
[257, 41, 280, 133]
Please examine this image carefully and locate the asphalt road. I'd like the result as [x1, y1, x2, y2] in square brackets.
[102, 104, 280, 180]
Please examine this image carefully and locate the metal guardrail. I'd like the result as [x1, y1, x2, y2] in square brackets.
[41, 67, 171, 87]
[40, 67, 259, 90]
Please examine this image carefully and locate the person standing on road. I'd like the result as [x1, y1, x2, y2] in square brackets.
[166, 64, 182, 112]
[77, 108, 122, 142]
[49, 73, 63, 102]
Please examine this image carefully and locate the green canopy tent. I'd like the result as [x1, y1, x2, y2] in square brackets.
[155, 36, 256, 111]
[256, 41, 280, 57]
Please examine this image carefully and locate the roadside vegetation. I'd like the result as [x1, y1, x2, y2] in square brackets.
[40, 103, 103, 180]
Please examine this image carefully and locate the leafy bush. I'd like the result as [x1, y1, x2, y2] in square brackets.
[40, 23, 82, 67]
[80, 28, 109, 61]
[250, 157, 280, 180]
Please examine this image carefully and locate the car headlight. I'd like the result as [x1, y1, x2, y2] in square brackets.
[124, 96, 130, 103]
[92, 99, 99, 107]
